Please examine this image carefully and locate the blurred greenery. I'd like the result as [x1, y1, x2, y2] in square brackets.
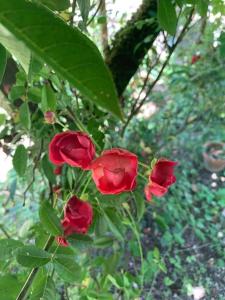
[0, 1, 225, 299]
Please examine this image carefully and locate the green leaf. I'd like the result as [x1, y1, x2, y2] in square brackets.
[0, 113, 6, 126]
[13, 145, 28, 177]
[28, 55, 43, 82]
[157, 0, 177, 35]
[39, 0, 70, 11]
[54, 257, 82, 282]
[95, 214, 108, 236]
[39, 201, 63, 236]
[68, 234, 93, 248]
[0, 275, 22, 300]
[0, 24, 31, 74]
[16, 245, 51, 268]
[107, 274, 121, 289]
[0, 0, 122, 119]
[94, 236, 114, 248]
[30, 269, 56, 300]
[19, 102, 31, 130]
[104, 252, 120, 275]
[0, 44, 7, 84]
[41, 84, 57, 112]
[104, 210, 124, 241]
[0, 239, 23, 260]
[219, 32, 225, 58]
[41, 154, 56, 184]
[28, 87, 42, 103]
[8, 85, 25, 101]
[133, 192, 145, 221]
[77, 0, 91, 24]
[196, 0, 209, 17]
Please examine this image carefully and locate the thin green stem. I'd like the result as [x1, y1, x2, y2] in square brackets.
[67, 107, 101, 152]
[138, 161, 149, 169]
[138, 172, 148, 182]
[80, 174, 92, 197]
[123, 204, 144, 291]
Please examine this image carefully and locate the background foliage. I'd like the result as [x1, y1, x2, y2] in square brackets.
[0, 0, 225, 299]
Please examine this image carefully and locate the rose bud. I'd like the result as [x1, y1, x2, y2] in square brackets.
[145, 158, 177, 201]
[44, 111, 55, 124]
[54, 166, 62, 175]
[191, 55, 201, 64]
[56, 195, 93, 247]
[53, 185, 61, 195]
[91, 148, 138, 195]
[49, 131, 95, 170]
[56, 236, 69, 247]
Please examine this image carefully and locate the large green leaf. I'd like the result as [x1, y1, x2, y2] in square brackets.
[30, 269, 56, 300]
[39, 201, 63, 236]
[41, 154, 56, 184]
[133, 191, 145, 221]
[16, 246, 51, 268]
[0, 275, 23, 300]
[196, 0, 209, 17]
[157, 0, 177, 35]
[68, 234, 93, 249]
[93, 236, 114, 248]
[54, 256, 82, 282]
[19, 102, 31, 130]
[0, 0, 122, 119]
[13, 145, 28, 177]
[104, 209, 124, 241]
[39, 0, 70, 11]
[0, 24, 31, 74]
[0, 239, 23, 260]
[41, 84, 57, 112]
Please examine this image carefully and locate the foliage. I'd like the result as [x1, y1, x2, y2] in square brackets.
[0, 1, 224, 299]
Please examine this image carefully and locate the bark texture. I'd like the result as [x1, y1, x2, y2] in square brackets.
[106, 0, 159, 97]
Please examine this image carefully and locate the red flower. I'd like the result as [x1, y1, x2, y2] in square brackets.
[57, 196, 93, 247]
[91, 148, 138, 194]
[191, 55, 201, 64]
[49, 131, 95, 170]
[44, 111, 55, 124]
[145, 159, 177, 201]
[54, 166, 62, 175]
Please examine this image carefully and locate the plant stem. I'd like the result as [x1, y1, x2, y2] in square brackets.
[121, 8, 194, 136]
[67, 107, 101, 152]
[139, 161, 149, 169]
[0, 224, 11, 238]
[124, 205, 144, 291]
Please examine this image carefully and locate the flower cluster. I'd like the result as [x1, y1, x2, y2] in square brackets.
[49, 130, 177, 246]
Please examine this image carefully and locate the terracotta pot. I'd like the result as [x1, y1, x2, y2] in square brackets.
[203, 142, 225, 172]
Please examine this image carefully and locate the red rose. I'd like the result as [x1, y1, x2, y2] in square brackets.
[145, 158, 177, 201]
[91, 148, 138, 194]
[54, 166, 62, 175]
[57, 196, 93, 247]
[49, 131, 95, 170]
